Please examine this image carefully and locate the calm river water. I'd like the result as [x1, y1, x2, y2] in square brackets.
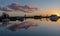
[0, 19, 60, 36]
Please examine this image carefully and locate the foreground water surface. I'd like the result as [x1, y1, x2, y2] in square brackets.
[0, 19, 60, 36]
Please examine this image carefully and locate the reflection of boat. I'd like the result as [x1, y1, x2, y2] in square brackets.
[49, 15, 59, 21]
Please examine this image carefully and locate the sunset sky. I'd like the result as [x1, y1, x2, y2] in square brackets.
[0, 0, 60, 16]
[0, 0, 60, 10]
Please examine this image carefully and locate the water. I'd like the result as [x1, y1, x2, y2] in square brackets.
[0, 19, 60, 36]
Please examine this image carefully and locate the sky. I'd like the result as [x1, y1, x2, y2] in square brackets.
[0, 0, 60, 36]
[0, 0, 60, 11]
[0, 0, 60, 16]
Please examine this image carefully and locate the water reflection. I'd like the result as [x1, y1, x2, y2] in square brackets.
[1, 18, 60, 32]
[1, 21, 39, 32]
[0, 19, 60, 36]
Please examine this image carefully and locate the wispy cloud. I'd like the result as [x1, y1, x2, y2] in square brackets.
[0, 3, 38, 12]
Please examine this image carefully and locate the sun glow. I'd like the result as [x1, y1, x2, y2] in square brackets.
[51, 10, 60, 16]
[53, 12, 60, 16]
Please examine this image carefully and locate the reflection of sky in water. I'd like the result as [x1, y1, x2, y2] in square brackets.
[0, 19, 60, 36]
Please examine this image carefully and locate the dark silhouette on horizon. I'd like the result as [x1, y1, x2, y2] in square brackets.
[0, 12, 60, 22]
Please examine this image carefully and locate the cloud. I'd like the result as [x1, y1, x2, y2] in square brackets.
[0, 3, 38, 12]
[1, 7, 13, 11]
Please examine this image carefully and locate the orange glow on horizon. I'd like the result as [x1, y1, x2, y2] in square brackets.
[52, 10, 60, 16]
[53, 12, 60, 16]
[47, 10, 60, 16]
